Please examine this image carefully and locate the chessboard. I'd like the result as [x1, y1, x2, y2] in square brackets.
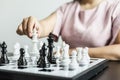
[0, 58, 108, 80]
[0, 31, 108, 80]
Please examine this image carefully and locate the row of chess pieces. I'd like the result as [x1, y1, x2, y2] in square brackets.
[0, 28, 90, 70]
[55, 41, 90, 70]
[0, 40, 90, 71]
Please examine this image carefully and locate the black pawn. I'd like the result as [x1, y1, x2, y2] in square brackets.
[0, 41, 9, 65]
[17, 48, 27, 69]
[47, 33, 56, 64]
[37, 43, 50, 68]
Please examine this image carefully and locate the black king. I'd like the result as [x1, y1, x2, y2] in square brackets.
[47, 33, 56, 64]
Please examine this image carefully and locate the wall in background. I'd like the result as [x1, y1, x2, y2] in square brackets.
[0, 0, 72, 52]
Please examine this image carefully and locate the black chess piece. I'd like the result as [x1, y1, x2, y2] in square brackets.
[17, 48, 27, 69]
[37, 43, 50, 68]
[47, 33, 56, 64]
[0, 41, 9, 65]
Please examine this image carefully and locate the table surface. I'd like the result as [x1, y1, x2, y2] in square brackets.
[90, 61, 120, 80]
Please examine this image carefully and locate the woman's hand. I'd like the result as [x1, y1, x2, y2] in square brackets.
[16, 16, 42, 38]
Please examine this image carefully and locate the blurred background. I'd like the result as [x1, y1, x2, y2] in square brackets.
[0, 0, 72, 52]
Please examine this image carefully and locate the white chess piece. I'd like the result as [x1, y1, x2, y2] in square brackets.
[76, 47, 83, 63]
[84, 47, 90, 60]
[69, 50, 79, 70]
[61, 44, 70, 70]
[24, 45, 30, 58]
[30, 28, 39, 65]
[79, 47, 90, 66]
[63, 44, 69, 59]
[13, 42, 20, 60]
[37, 41, 43, 59]
[54, 46, 61, 70]
[31, 28, 39, 56]
[39, 41, 43, 50]
[54, 46, 61, 59]
[61, 41, 66, 59]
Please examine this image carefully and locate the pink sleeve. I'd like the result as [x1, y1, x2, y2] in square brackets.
[52, 3, 67, 37]
[110, 1, 120, 44]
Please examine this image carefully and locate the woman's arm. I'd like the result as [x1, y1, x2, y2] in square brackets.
[70, 30, 120, 60]
[89, 30, 120, 60]
[39, 12, 57, 38]
[16, 12, 57, 38]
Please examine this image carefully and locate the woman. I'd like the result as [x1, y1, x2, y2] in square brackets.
[16, 0, 120, 60]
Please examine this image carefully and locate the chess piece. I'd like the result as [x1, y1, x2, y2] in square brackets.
[30, 28, 39, 65]
[79, 47, 90, 66]
[31, 28, 39, 56]
[54, 46, 61, 68]
[24, 45, 30, 58]
[0, 41, 9, 65]
[61, 44, 70, 70]
[60, 41, 66, 60]
[39, 41, 43, 50]
[84, 47, 90, 61]
[37, 43, 50, 68]
[47, 33, 56, 64]
[54, 46, 61, 59]
[17, 48, 27, 68]
[13, 42, 20, 60]
[37, 41, 43, 60]
[76, 47, 83, 63]
[69, 50, 79, 70]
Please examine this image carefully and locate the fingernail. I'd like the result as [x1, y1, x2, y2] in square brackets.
[29, 33, 32, 37]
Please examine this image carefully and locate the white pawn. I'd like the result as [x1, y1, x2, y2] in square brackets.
[63, 44, 69, 59]
[54, 46, 61, 69]
[13, 42, 20, 60]
[69, 50, 79, 70]
[84, 47, 90, 61]
[76, 47, 83, 63]
[61, 44, 70, 70]
[54, 46, 61, 59]
[61, 41, 66, 59]
[79, 47, 90, 66]
[24, 45, 30, 58]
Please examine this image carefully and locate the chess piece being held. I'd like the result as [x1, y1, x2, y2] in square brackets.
[0, 41, 9, 65]
[31, 28, 39, 56]
[30, 28, 39, 65]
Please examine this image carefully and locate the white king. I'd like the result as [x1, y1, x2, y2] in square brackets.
[31, 28, 39, 56]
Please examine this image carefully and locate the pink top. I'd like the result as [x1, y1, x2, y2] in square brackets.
[52, 0, 120, 48]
